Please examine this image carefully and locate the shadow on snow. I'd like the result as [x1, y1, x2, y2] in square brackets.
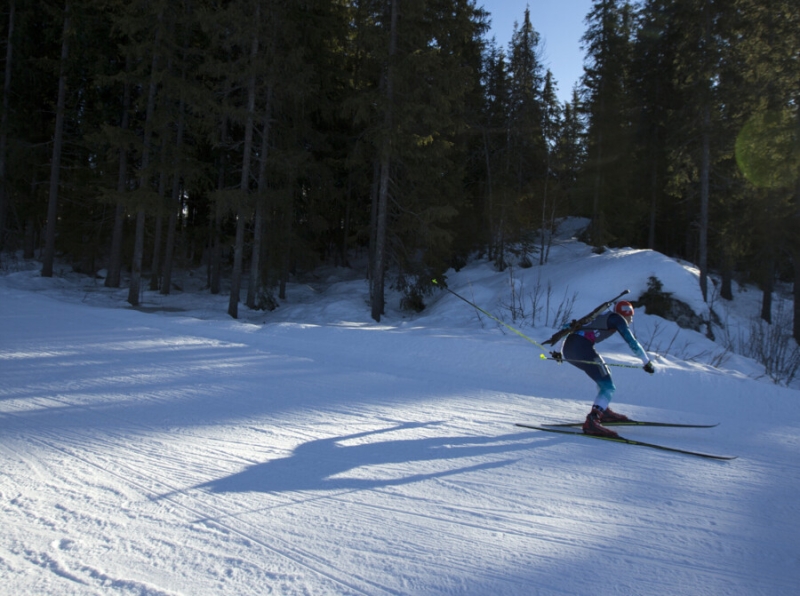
[195, 422, 538, 494]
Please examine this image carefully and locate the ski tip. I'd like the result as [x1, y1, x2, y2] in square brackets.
[515, 422, 737, 460]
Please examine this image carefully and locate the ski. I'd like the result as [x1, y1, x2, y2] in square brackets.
[542, 289, 630, 346]
[544, 420, 718, 428]
[515, 423, 737, 460]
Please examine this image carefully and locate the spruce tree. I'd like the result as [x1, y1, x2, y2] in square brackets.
[506, 7, 547, 260]
[350, 0, 486, 320]
[579, 0, 637, 248]
[41, 0, 71, 278]
[726, 0, 800, 321]
[0, 0, 15, 251]
[479, 40, 512, 265]
[539, 70, 563, 264]
[554, 87, 586, 218]
[630, 0, 677, 251]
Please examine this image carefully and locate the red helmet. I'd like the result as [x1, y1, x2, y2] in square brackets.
[615, 300, 634, 321]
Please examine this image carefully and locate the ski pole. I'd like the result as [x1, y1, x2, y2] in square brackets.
[543, 355, 646, 369]
[432, 278, 550, 357]
[432, 279, 646, 370]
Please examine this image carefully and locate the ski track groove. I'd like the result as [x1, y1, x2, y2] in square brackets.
[5, 386, 596, 594]
[322, 488, 590, 559]
[27, 432, 396, 596]
[3, 408, 794, 594]
[14, 412, 776, 594]
[3, 411, 401, 596]
[431, 424, 789, 591]
[3, 355, 794, 594]
[331, 486, 744, 585]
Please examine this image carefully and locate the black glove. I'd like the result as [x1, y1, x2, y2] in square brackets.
[550, 351, 563, 364]
[643, 361, 655, 374]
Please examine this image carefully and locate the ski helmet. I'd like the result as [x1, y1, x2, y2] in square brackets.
[615, 300, 634, 322]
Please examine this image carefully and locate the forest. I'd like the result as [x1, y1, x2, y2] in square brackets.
[0, 0, 797, 333]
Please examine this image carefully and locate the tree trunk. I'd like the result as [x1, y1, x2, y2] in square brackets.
[41, 1, 70, 278]
[23, 215, 34, 259]
[106, 202, 126, 287]
[228, 206, 246, 318]
[698, 105, 710, 302]
[341, 183, 351, 267]
[128, 210, 146, 306]
[372, 157, 390, 321]
[149, 209, 164, 290]
[106, 56, 132, 288]
[761, 258, 774, 324]
[0, 0, 15, 251]
[161, 84, 187, 296]
[590, 40, 605, 252]
[648, 122, 659, 250]
[160, 78, 187, 295]
[759, 190, 776, 323]
[720, 251, 733, 301]
[368, 158, 380, 283]
[128, 13, 163, 306]
[540, 150, 552, 265]
[794, 252, 800, 343]
[247, 90, 273, 309]
[482, 128, 493, 261]
[794, 151, 800, 343]
[371, 0, 398, 323]
[246, 199, 264, 309]
[149, 142, 170, 291]
[793, 103, 800, 343]
[210, 204, 222, 294]
[279, 197, 291, 300]
[160, 195, 178, 295]
[228, 12, 259, 319]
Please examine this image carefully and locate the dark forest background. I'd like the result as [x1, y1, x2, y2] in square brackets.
[0, 0, 797, 334]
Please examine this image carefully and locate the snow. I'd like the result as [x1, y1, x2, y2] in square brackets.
[2, 225, 799, 595]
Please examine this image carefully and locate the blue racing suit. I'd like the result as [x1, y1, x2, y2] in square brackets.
[562, 312, 650, 410]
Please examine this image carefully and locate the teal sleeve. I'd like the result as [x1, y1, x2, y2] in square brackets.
[610, 314, 650, 364]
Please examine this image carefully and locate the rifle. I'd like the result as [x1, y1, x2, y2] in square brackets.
[542, 289, 630, 346]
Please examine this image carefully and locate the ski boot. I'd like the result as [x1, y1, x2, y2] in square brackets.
[600, 407, 630, 424]
[582, 406, 619, 438]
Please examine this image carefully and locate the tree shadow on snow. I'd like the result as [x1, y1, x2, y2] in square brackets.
[194, 422, 537, 495]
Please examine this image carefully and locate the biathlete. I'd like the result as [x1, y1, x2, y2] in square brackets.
[555, 301, 655, 437]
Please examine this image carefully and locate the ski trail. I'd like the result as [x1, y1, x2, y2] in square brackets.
[2, 410, 399, 596]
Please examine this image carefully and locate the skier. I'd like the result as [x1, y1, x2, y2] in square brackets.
[555, 300, 655, 437]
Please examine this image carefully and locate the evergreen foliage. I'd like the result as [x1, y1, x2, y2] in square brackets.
[0, 0, 797, 331]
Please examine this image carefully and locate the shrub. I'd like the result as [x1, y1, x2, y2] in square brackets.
[637, 276, 704, 332]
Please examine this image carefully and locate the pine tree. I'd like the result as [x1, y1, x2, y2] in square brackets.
[125, 3, 167, 306]
[630, 0, 677, 251]
[0, 0, 15, 251]
[479, 40, 512, 265]
[579, 0, 638, 248]
[726, 0, 800, 322]
[506, 7, 547, 259]
[538, 70, 563, 264]
[227, 0, 262, 319]
[103, 52, 132, 290]
[350, 0, 486, 320]
[554, 87, 586, 217]
[41, 0, 71, 278]
[661, 0, 728, 302]
[370, 0, 397, 321]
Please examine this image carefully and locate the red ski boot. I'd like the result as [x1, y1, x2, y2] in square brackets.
[582, 406, 619, 438]
[600, 407, 630, 424]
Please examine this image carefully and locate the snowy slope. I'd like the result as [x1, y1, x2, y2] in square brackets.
[1, 235, 799, 596]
